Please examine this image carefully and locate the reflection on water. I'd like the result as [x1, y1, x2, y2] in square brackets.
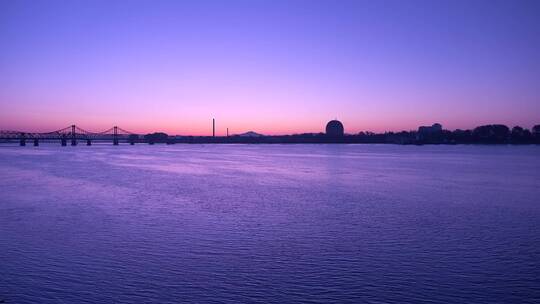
[0, 144, 539, 303]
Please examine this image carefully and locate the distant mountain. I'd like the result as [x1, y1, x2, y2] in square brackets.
[237, 131, 265, 137]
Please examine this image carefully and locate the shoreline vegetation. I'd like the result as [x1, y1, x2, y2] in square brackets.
[141, 124, 540, 145]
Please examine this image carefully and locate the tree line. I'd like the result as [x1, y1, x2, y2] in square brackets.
[136, 124, 540, 144]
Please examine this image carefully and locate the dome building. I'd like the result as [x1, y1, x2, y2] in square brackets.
[325, 120, 344, 137]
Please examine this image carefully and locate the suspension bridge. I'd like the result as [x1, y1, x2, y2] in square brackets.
[0, 125, 140, 146]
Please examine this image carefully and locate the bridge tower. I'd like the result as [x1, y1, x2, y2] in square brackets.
[19, 133, 26, 146]
[113, 126, 119, 145]
[71, 125, 77, 146]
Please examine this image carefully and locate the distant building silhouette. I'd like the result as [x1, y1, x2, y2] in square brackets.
[417, 123, 443, 142]
[418, 123, 442, 134]
[326, 120, 344, 136]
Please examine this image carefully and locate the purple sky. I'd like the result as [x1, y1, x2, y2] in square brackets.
[1, 0, 539, 135]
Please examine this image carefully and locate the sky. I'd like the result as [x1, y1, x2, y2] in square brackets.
[1, 0, 539, 135]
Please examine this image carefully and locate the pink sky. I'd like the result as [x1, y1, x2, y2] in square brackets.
[1, 1, 539, 135]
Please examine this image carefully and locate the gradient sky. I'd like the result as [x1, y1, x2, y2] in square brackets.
[1, 0, 539, 135]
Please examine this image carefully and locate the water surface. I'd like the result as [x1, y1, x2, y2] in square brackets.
[1, 144, 539, 303]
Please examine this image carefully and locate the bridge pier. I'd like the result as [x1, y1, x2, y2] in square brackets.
[87, 139, 92, 146]
[113, 126, 119, 145]
[130, 140, 135, 145]
[70, 125, 77, 146]
[61, 138, 67, 146]
[19, 133, 26, 146]
[34, 139, 39, 146]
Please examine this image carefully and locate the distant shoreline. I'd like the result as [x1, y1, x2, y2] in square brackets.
[2, 123, 539, 146]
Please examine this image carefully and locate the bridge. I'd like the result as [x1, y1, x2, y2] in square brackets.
[0, 125, 140, 146]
